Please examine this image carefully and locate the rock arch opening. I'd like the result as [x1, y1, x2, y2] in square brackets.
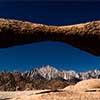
[0, 18, 100, 56]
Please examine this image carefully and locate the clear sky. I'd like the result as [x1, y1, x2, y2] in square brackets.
[0, 1, 100, 72]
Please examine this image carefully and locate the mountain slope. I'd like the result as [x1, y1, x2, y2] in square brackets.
[0, 65, 100, 91]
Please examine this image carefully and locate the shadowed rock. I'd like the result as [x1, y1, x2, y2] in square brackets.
[0, 18, 100, 56]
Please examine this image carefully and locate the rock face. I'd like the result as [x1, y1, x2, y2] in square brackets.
[74, 79, 100, 92]
[0, 72, 16, 91]
[24, 65, 80, 83]
[0, 65, 100, 91]
[79, 69, 100, 80]
[0, 18, 100, 55]
[0, 65, 77, 91]
[25, 65, 100, 82]
[64, 79, 100, 92]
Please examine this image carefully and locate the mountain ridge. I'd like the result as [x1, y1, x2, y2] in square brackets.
[24, 65, 100, 80]
[0, 65, 100, 91]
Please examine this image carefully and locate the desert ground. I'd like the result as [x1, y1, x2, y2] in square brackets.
[0, 90, 100, 100]
[1, 79, 100, 100]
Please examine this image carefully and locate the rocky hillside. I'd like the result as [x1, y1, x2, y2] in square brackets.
[24, 65, 80, 82]
[0, 65, 100, 91]
[24, 65, 100, 81]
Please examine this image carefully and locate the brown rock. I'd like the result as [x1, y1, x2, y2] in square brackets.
[74, 79, 100, 92]
[12, 71, 25, 82]
[12, 71, 26, 91]
[0, 18, 100, 55]
[0, 72, 16, 91]
[64, 79, 100, 92]
[45, 80, 68, 90]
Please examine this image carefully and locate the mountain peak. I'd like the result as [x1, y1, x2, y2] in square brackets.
[36, 65, 59, 80]
[38, 65, 58, 72]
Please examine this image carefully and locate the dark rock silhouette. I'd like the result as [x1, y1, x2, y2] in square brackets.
[0, 18, 100, 55]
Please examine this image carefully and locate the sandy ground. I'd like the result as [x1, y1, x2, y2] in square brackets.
[0, 90, 100, 100]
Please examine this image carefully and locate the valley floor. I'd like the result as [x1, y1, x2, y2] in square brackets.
[0, 90, 100, 100]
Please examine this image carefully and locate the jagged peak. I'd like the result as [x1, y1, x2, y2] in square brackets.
[30, 65, 58, 73]
[38, 65, 58, 70]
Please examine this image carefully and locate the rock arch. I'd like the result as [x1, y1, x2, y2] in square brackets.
[0, 18, 100, 56]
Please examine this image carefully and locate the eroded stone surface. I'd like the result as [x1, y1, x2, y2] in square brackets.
[0, 18, 100, 55]
[64, 79, 100, 92]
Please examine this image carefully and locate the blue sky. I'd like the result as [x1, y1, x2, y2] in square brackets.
[0, 1, 100, 72]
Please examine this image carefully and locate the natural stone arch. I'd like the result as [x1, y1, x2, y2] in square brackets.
[0, 18, 100, 56]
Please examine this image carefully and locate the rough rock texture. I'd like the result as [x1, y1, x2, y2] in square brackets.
[0, 72, 16, 91]
[25, 65, 80, 83]
[74, 79, 100, 92]
[79, 69, 100, 80]
[0, 18, 100, 55]
[0, 65, 100, 91]
[25, 65, 100, 82]
[0, 65, 99, 91]
[0, 71, 68, 91]
[64, 79, 100, 92]
[0, 66, 72, 91]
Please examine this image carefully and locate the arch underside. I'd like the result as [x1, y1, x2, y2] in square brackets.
[0, 18, 100, 56]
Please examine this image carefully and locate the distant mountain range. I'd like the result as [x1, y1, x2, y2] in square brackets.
[24, 65, 100, 80]
[0, 65, 100, 91]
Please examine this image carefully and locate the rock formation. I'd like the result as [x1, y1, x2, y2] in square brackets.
[24, 65, 80, 83]
[74, 79, 100, 92]
[0, 18, 100, 55]
[25, 65, 100, 82]
[64, 79, 100, 92]
[79, 69, 100, 80]
[0, 65, 100, 91]
[0, 65, 98, 91]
